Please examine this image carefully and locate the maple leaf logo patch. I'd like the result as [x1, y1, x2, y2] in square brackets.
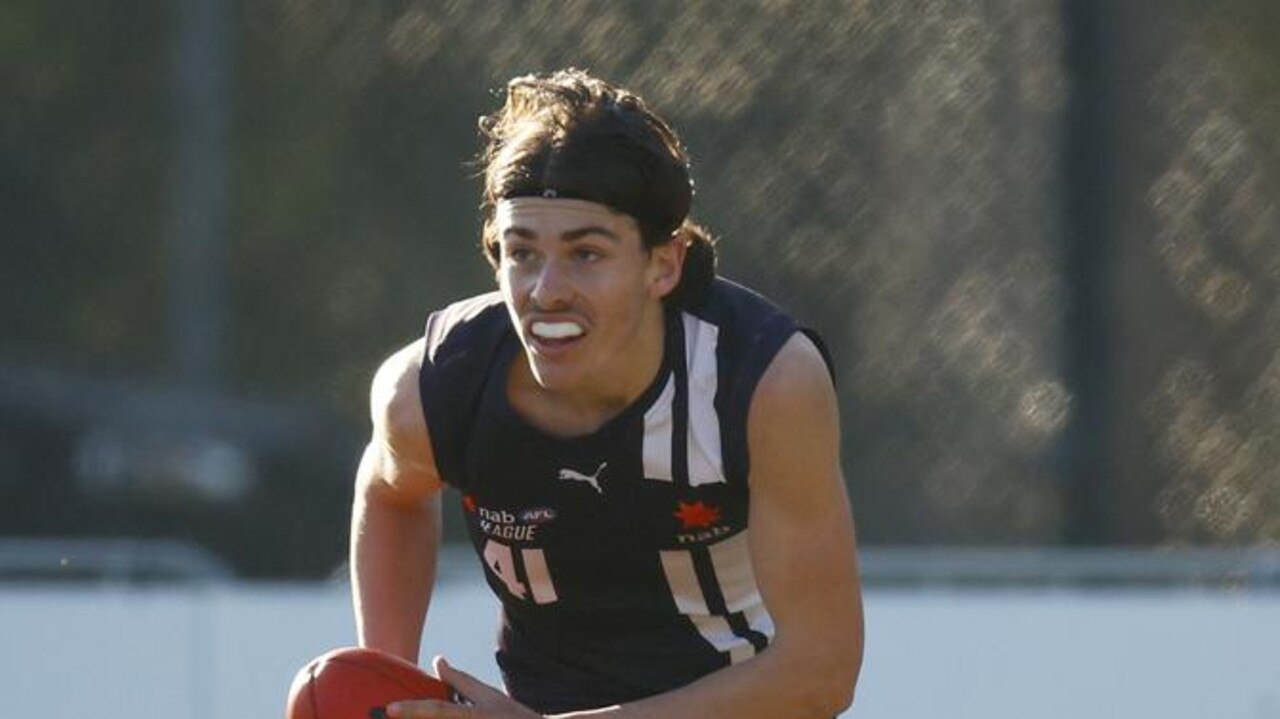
[674, 501, 721, 530]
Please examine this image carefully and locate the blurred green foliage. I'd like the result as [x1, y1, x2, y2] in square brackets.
[2, 0, 168, 375]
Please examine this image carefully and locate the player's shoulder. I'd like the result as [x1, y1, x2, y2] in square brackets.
[756, 332, 834, 401]
[368, 338, 442, 490]
[412, 291, 513, 486]
[684, 277, 800, 370]
[697, 275, 836, 388]
[423, 291, 508, 364]
[691, 276, 790, 328]
[747, 332, 840, 473]
[370, 338, 429, 444]
[371, 289, 506, 439]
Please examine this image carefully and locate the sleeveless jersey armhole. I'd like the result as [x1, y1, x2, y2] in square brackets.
[799, 327, 837, 387]
[725, 323, 834, 485]
[417, 293, 509, 491]
[719, 311, 801, 486]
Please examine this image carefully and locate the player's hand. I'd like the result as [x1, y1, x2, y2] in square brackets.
[385, 657, 544, 719]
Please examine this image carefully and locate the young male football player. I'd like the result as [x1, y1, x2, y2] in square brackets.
[351, 69, 864, 719]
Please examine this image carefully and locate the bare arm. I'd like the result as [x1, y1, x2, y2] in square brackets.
[409, 333, 864, 719]
[351, 338, 445, 663]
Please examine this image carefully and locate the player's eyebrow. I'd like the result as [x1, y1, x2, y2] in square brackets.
[561, 225, 620, 242]
[503, 225, 621, 242]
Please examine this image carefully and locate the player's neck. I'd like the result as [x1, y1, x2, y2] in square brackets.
[509, 315, 666, 438]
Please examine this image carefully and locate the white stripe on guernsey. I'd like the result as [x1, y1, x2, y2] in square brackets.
[688, 614, 756, 665]
[744, 601, 776, 640]
[682, 313, 726, 487]
[659, 549, 707, 614]
[660, 534, 771, 664]
[728, 639, 754, 665]
[660, 551, 757, 664]
[522, 548, 557, 605]
[706, 531, 761, 613]
[642, 375, 676, 482]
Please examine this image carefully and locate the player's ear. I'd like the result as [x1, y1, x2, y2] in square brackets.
[647, 234, 687, 300]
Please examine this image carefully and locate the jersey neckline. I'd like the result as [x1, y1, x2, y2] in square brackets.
[489, 309, 679, 444]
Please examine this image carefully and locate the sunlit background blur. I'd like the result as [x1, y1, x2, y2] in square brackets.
[3, 1, 1279, 717]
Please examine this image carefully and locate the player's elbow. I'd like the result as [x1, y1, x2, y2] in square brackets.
[817, 610, 865, 713]
[788, 665, 857, 718]
[828, 613, 865, 712]
[812, 646, 862, 717]
[775, 628, 863, 717]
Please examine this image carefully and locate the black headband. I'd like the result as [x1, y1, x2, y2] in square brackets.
[497, 128, 692, 237]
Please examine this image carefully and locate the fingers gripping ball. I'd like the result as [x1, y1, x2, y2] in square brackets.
[286, 647, 453, 719]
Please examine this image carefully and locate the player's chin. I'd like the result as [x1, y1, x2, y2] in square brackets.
[527, 362, 584, 392]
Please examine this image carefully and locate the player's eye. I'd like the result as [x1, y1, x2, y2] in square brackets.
[572, 246, 603, 262]
[504, 245, 536, 263]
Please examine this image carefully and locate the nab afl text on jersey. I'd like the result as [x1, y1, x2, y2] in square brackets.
[418, 278, 827, 714]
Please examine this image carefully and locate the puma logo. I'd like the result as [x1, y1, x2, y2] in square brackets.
[557, 462, 607, 494]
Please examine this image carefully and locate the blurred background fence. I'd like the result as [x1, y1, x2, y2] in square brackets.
[2, 0, 1279, 578]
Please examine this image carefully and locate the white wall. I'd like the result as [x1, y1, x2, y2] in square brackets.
[860, 589, 1280, 718]
[3, 574, 1278, 718]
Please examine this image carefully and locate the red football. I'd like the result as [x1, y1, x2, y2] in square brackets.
[286, 647, 452, 719]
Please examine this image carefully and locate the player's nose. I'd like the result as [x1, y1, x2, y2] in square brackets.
[530, 258, 573, 309]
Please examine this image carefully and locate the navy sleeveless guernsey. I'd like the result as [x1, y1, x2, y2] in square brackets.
[417, 277, 827, 714]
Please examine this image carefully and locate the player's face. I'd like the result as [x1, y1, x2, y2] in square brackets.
[494, 198, 682, 401]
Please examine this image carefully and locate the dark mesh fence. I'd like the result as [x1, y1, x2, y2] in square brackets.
[1109, 3, 1280, 544]
[1, 0, 1277, 574]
